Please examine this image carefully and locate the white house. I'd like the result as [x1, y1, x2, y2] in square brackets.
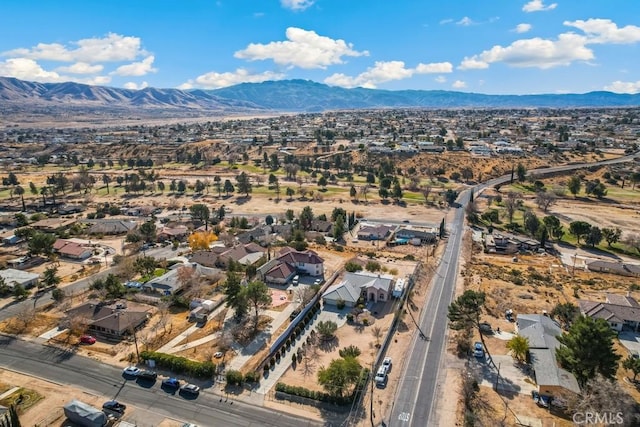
[322, 271, 394, 307]
[0, 268, 40, 289]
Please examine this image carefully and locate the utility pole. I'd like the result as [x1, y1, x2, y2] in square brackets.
[370, 361, 375, 427]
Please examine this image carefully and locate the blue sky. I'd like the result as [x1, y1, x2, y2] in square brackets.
[1, 0, 639, 94]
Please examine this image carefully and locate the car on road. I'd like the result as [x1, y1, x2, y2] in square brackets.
[79, 335, 96, 345]
[374, 365, 389, 387]
[162, 377, 181, 389]
[180, 383, 200, 397]
[382, 357, 392, 372]
[137, 370, 158, 381]
[402, 219, 410, 223]
[102, 400, 126, 414]
[473, 342, 485, 358]
[123, 366, 141, 377]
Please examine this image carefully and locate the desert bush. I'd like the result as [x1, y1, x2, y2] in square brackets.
[226, 369, 244, 386]
[139, 351, 216, 378]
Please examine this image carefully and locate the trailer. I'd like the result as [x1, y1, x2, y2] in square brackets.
[63, 399, 108, 427]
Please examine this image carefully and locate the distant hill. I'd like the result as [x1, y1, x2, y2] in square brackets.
[1, 76, 639, 117]
[0, 76, 264, 114]
[211, 79, 640, 111]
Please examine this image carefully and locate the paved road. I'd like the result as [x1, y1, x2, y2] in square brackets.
[0, 336, 325, 427]
[388, 151, 639, 427]
[389, 191, 467, 427]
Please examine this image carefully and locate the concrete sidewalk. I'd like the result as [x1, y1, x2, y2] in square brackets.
[254, 307, 350, 395]
[157, 301, 227, 353]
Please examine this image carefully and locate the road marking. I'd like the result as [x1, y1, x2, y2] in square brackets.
[398, 412, 410, 422]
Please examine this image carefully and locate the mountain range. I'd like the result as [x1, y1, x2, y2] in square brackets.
[1, 76, 639, 117]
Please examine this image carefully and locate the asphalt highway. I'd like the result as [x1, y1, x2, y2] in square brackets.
[388, 151, 638, 427]
[0, 336, 325, 427]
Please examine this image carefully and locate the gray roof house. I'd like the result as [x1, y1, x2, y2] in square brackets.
[579, 293, 640, 332]
[85, 219, 138, 235]
[322, 271, 394, 307]
[0, 268, 40, 289]
[143, 263, 221, 295]
[516, 314, 580, 397]
[586, 260, 640, 278]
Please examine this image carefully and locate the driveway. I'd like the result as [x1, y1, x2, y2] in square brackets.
[473, 355, 536, 396]
[618, 331, 640, 357]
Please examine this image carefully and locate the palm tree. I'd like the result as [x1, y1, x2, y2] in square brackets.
[506, 335, 530, 363]
[14, 186, 25, 211]
[102, 174, 111, 194]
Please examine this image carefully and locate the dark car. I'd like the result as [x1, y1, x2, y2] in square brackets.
[137, 370, 157, 381]
[162, 377, 181, 389]
[102, 400, 126, 414]
[180, 383, 200, 397]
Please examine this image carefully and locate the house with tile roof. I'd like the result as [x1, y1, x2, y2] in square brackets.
[64, 300, 150, 339]
[578, 293, 640, 332]
[257, 247, 324, 284]
[516, 313, 581, 398]
[53, 239, 93, 260]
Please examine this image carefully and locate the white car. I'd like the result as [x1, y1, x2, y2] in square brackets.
[123, 366, 141, 377]
[382, 357, 392, 372]
[313, 278, 322, 286]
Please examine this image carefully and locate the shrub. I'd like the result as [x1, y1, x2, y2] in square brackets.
[139, 351, 216, 378]
[270, 358, 276, 368]
[336, 298, 346, 310]
[339, 345, 361, 358]
[362, 318, 369, 326]
[346, 313, 354, 322]
[226, 369, 244, 386]
[345, 262, 363, 272]
[244, 371, 260, 384]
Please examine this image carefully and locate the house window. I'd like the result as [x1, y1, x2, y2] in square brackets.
[379, 293, 385, 301]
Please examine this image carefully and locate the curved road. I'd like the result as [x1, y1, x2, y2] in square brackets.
[389, 151, 638, 427]
[0, 336, 324, 427]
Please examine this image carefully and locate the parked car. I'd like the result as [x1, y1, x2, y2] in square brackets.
[374, 365, 388, 387]
[79, 335, 96, 345]
[479, 322, 493, 334]
[382, 357, 392, 372]
[102, 400, 126, 414]
[180, 383, 200, 397]
[137, 370, 158, 381]
[213, 352, 223, 359]
[122, 366, 141, 377]
[473, 342, 484, 358]
[162, 377, 181, 389]
[292, 275, 300, 286]
[313, 278, 322, 286]
[531, 390, 550, 408]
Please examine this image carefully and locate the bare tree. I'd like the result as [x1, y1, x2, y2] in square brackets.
[295, 286, 317, 306]
[504, 191, 521, 223]
[301, 351, 317, 378]
[14, 305, 36, 332]
[421, 185, 432, 204]
[535, 190, 557, 212]
[371, 326, 383, 346]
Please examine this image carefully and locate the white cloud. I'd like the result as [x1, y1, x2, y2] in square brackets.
[415, 62, 453, 73]
[55, 62, 104, 74]
[2, 33, 147, 63]
[179, 68, 286, 89]
[604, 80, 640, 94]
[458, 57, 489, 70]
[459, 33, 593, 69]
[435, 76, 447, 83]
[112, 55, 157, 76]
[280, 0, 314, 11]
[452, 80, 467, 89]
[324, 60, 453, 89]
[439, 18, 454, 25]
[234, 27, 368, 69]
[457, 17, 475, 26]
[124, 81, 149, 90]
[565, 19, 640, 44]
[522, 0, 557, 12]
[0, 58, 62, 82]
[514, 23, 532, 33]
[0, 58, 111, 85]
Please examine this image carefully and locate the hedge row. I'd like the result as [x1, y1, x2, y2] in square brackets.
[139, 351, 216, 379]
[275, 382, 353, 406]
